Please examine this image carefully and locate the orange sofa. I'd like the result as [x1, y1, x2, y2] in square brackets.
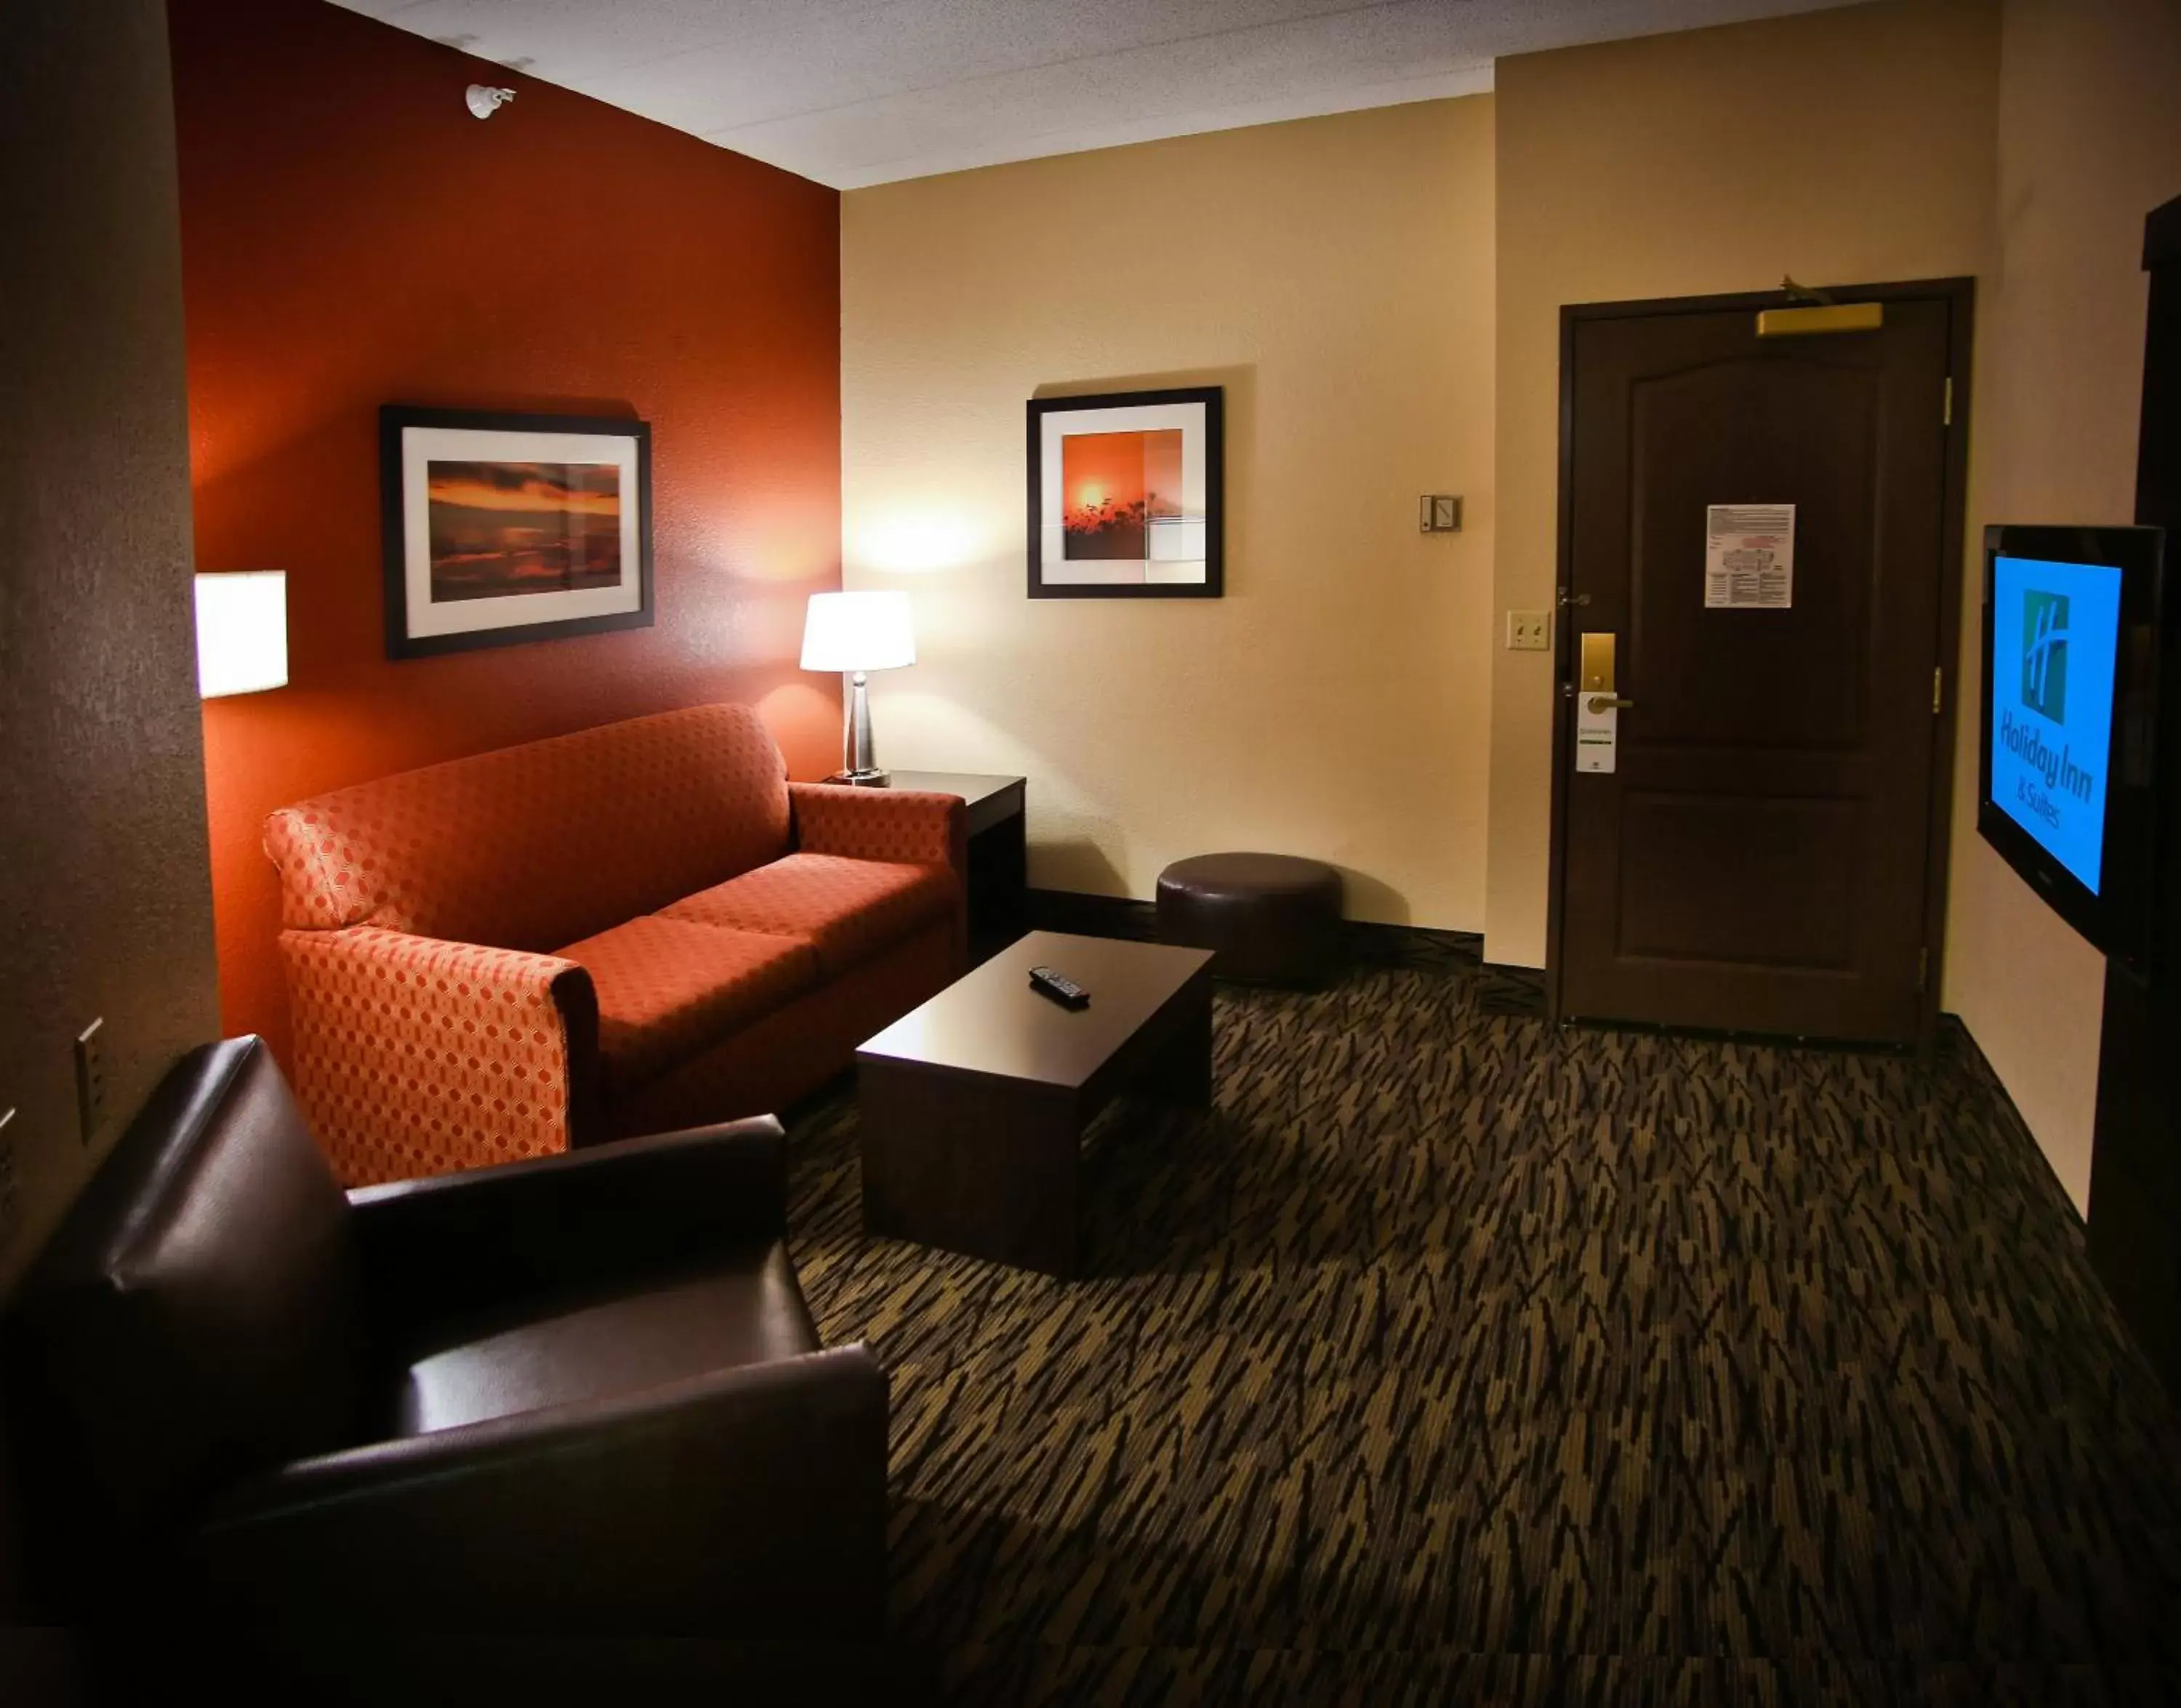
[262, 704, 965, 1186]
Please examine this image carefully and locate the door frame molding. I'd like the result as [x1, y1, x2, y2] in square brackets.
[1542, 276, 1977, 1049]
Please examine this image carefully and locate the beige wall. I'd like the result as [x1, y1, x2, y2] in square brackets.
[843, 99, 1495, 926]
[842, 0, 2175, 1216]
[1942, 0, 2181, 1212]
[0, 1, 219, 1302]
[1489, 0, 2000, 967]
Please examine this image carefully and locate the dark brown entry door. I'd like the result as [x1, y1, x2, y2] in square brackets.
[1554, 286, 1964, 1044]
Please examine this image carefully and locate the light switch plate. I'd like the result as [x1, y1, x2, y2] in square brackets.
[1419, 494, 1463, 533]
[1506, 610, 1551, 651]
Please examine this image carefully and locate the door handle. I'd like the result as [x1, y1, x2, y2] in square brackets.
[1586, 694, 1635, 714]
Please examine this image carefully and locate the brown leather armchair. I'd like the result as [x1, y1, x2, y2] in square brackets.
[1, 1036, 887, 1640]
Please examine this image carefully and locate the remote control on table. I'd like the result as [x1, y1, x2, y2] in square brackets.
[1028, 965, 1090, 1009]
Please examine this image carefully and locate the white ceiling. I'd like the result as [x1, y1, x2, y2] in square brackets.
[336, 0, 1857, 190]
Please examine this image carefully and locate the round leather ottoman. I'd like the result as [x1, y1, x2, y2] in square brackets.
[1155, 853, 1343, 986]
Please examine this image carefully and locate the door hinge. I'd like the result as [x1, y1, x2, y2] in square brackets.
[1917, 947, 1929, 992]
[1932, 665, 1944, 714]
[1943, 376, 1953, 427]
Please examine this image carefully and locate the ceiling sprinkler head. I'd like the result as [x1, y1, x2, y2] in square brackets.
[465, 84, 517, 120]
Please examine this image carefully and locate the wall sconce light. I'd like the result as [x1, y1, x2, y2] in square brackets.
[194, 571, 288, 698]
[466, 84, 517, 119]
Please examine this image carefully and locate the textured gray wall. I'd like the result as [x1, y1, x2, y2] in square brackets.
[0, 0, 220, 1301]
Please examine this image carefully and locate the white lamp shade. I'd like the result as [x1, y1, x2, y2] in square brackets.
[195, 571, 289, 698]
[800, 590, 915, 672]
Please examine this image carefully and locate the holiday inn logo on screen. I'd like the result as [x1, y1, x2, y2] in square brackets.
[2021, 589, 2070, 722]
[1992, 552, 2118, 894]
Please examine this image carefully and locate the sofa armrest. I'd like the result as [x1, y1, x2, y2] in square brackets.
[188, 1345, 889, 1639]
[279, 926, 601, 1188]
[789, 783, 966, 873]
[347, 1116, 786, 1329]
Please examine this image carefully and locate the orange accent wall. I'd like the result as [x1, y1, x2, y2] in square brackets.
[170, 0, 843, 1066]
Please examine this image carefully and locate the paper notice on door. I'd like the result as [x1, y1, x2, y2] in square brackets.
[1704, 504, 1795, 608]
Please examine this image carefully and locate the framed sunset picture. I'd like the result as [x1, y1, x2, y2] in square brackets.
[379, 406, 653, 658]
[1027, 387, 1223, 598]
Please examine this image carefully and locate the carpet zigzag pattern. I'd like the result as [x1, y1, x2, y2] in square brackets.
[784, 962, 2181, 1705]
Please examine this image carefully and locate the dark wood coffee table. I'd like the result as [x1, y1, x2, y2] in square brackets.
[855, 930, 1216, 1276]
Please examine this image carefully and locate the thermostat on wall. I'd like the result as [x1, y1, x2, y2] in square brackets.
[1420, 495, 1463, 533]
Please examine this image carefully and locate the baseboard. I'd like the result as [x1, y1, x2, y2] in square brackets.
[1024, 888, 1157, 942]
[1478, 961, 1549, 1018]
[1023, 889, 1485, 974]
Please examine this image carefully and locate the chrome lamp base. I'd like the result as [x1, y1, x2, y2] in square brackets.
[832, 669, 889, 786]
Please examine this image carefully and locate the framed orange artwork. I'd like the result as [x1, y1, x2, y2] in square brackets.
[1026, 387, 1223, 598]
[379, 404, 654, 658]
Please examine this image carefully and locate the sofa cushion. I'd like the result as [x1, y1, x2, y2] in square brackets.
[264, 704, 794, 951]
[554, 917, 819, 1092]
[659, 853, 956, 975]
[391, 1243, 818, 1437]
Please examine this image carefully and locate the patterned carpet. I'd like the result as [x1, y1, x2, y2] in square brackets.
[782, 956, 2181, 1706]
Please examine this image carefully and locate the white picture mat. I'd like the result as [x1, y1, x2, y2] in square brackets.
[401, 425, 644, 639]
[1039, 400, 1208, 586]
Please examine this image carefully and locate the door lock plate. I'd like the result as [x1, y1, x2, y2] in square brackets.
[1579, 632, 1616, 692]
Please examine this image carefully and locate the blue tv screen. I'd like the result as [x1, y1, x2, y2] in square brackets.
[1988, 554, 2124, 893]
[1977, 524, 2163, 975]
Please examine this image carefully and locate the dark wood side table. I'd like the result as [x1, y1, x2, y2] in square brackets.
[856, 931, 1215, 1276]
[885, 770, 1026, 959]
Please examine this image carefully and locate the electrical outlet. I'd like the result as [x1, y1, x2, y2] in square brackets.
[75, 1018, 106, 1146]
[0, 1108, 18, 1256]
[1506, 610, 1552, 651]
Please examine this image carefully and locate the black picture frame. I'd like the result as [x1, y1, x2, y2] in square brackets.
[1026, 386, 1224, 598]
[379, 404, 654, 659]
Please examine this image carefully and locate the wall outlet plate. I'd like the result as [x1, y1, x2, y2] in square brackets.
[0, 1107, 17, 1256]
[75, 1017, 105, 1146]
[1506, 609, 1552, 651]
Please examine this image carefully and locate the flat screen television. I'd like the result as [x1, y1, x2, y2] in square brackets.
[1978, 523, 2165, 976]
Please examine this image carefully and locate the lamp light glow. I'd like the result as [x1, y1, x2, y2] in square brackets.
[194, 571, 289, 698]
[856, 511, 983, 573]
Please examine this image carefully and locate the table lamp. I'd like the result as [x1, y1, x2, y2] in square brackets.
[800, 590, 914, 785]
[194, 571, 289, 698]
